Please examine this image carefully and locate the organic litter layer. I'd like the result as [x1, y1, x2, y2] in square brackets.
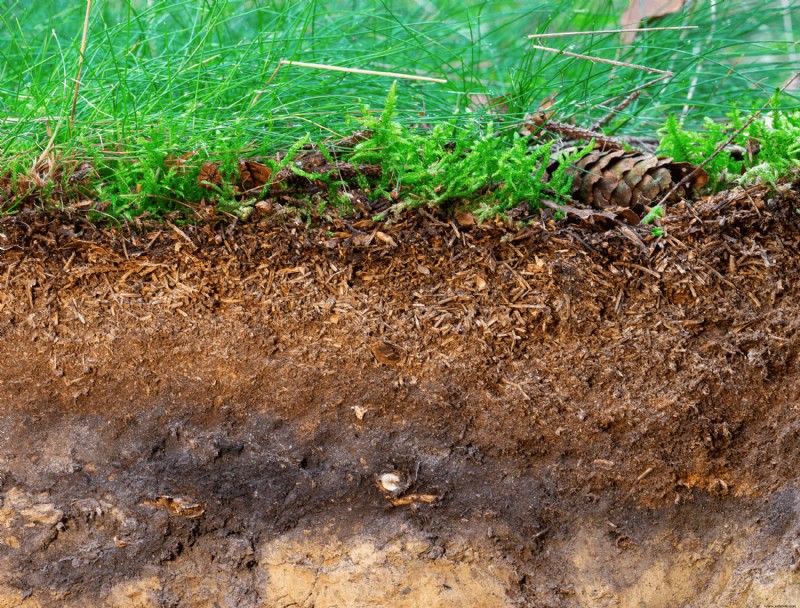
[1, 183, 799, 607]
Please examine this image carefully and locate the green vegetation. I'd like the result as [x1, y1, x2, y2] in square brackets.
[349, 82, 591, 219]
[1, 0, 798, 221]
[658, 109, 800, 190]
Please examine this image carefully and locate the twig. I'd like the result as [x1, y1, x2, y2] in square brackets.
[599, 72, 673, 107]
[531, 44, 672, 130]
[530, 44, 671, 76]
[528, 118, 630, 151]
[529, 26, 697, 38]
[590, 90, 640, 131]
[655, 71, 800, 209]
[0, 117, 60, 124]
[279, 60, 447, 83]
[524, 42, 673, 151]
[70, 0, 92, 132]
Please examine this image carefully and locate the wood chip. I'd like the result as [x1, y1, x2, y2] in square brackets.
[143, 496, 205, 519]
[389, 493, 439, 507]
[370, 340, 404, 366]
[375, 231, 398, 247]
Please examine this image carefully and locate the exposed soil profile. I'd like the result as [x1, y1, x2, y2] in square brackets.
[1, 183, 800, 607]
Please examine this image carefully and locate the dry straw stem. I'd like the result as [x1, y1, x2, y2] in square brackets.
[70, 0, 93, 131]
[530, 44, 671, 76]
[529, 26, 697, 38]
[278, 60, 447, 83]
[655, 70, 800, 210]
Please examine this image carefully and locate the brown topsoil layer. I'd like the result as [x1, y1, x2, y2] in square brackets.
[1, 184, 800, 607]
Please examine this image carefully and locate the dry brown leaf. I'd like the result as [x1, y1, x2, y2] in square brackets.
[255, 200, 275, 214]
[239, 160, 272, 191]
[538, 92, 557, 114]
[606, 206, 641, 226]
[467, 94, 509, 114]
[537, 200, 644, 250]
[164, 151, 196, 171]
[375, 231, 398, 248]
[351, 233, 374, 247]
[352, 219, 376, 230]
[456, 212, 476, 228]
[68, 162, 93, 184]
[539, 199, 630, 225]
[521, 93, 558, 132]
[621, 0, 686, 42]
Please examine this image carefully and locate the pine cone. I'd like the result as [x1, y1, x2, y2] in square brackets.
[557, 148, 708, 213]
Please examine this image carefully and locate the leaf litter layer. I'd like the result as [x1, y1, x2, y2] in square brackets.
[1, 176, 800, 606]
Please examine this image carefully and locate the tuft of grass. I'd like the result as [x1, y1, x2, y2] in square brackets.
[0, 1, 798, 221]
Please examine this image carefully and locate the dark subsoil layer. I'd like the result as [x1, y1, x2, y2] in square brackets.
[1, 184, 800, 607]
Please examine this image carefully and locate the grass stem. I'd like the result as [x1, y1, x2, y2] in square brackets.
[530, 44, 671, 75]
[70, 0, 92, 132]
[529, 26, 697, 38]
[279, 60, 447, 83]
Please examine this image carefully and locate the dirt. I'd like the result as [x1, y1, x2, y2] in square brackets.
[1, 182, 800, 607]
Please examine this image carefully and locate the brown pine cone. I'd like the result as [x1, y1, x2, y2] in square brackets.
[555, 148, 708, 213]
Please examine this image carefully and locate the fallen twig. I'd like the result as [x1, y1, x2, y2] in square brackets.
[532, 119, 630, 151]
[590, 90, 640, 131]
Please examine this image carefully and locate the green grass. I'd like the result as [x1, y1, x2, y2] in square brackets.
[1, 0, 798, 220]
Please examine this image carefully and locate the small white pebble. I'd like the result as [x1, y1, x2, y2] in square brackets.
[378, 473, 402, 493]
